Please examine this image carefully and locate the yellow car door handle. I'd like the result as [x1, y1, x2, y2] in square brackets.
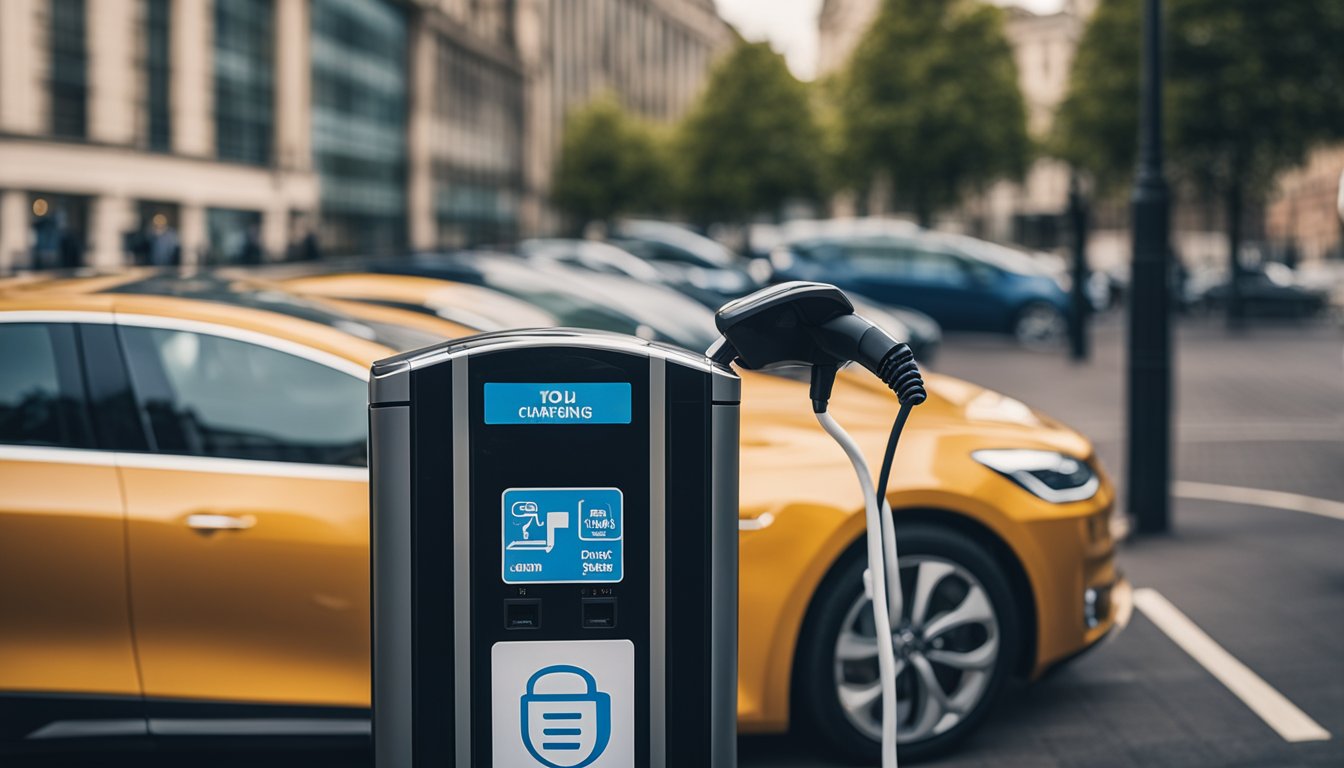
[186, 513, 257, 533]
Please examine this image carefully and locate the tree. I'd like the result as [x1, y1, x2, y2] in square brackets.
[838, 0, 1029, 227]
[552, 94, 671, 230]
[675, 41, 826, 229]
[1056, 0, 1344, 322]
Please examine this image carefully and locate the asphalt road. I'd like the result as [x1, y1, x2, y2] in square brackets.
[11, 315, 1343, 768]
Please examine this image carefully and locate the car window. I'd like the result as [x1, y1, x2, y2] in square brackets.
[842, 243, 914, 272]
[845, 243, 970, 287]
[960, 257, 998, 285]
[645, 242, 706, 266]
[795, 242, 848, 264]
[0, 323, 92, 448]
[120, 327, 367, 466]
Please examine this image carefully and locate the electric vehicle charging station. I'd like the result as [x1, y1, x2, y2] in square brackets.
[370, 329, 741, 768]
[371, 282, 925, 768]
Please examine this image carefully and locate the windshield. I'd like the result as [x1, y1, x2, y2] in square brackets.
[391, 255, 720, 351]
[481, 260, 719, 351]
[615, 220, 740, 268]
[520, 239, 665, 282]
[932, 233, 1051, 276]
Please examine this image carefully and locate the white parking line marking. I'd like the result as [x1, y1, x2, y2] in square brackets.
[1133, 588, 1331, 743]
[1175, 481, 1344, 522]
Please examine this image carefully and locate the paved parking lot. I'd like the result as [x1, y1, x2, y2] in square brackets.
[12, 316, 1343, 768]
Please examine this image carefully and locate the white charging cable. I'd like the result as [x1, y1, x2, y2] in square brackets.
[816, 411, 902, 768]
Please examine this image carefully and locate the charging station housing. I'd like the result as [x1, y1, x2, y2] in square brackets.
[370, 329, 740, 768]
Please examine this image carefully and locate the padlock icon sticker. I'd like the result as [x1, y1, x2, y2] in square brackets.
[520, 664, 612, 768]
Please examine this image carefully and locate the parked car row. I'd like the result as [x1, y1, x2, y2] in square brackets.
[1183, 261, 1333, 318]
[0, 259, 1125, 762]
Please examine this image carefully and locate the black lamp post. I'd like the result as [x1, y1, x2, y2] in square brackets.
[1067, 171, 1090, 362]
[1127, 0, 1173, 534]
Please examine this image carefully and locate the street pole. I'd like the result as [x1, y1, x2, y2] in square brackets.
[1067, 172, 1090, 362]
[1127, 0, 1172, 534]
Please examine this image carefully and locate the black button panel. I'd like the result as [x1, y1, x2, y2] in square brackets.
[504, 599, 541, 630]
[581, 597, 617, 629]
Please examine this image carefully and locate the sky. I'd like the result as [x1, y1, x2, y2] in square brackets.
[713, 0, 1067, 80]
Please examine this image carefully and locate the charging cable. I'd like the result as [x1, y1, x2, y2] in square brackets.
[707, 283, 927, 767]
[816, 410, 902, 768]
[814, 355, 925, 768]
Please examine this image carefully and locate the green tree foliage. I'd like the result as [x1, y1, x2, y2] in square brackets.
[839, 0, 1030, 226]
[1056, 0, 1344, 320]
[1057, 0, 1344, 196]
[675, 41, 826, 226]
[552, 94, 672, 229]
[1051, 0, 1140, 192]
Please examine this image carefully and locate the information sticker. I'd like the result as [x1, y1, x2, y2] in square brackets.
[502, 487, 623, 584]
[485, 382, 632, 425]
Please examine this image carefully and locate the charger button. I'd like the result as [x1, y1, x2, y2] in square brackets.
[581, 597, 617, 629]
[505, 599, 541, 630]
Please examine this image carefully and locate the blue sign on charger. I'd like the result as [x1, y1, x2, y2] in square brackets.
[502, 488, 623, 584]
[484, 382, 632, 425]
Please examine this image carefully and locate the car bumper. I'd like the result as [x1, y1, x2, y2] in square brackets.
[1024, 498, 1127, 677]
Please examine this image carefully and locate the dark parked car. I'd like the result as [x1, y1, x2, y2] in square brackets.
[773, 230, 1072, 346]
[370, 251, 721, 351]
[1191, 263, 1330, 318]
[607, 219, 765, 305]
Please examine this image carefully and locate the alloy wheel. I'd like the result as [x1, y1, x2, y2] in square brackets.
[832, 555, 1001, 745]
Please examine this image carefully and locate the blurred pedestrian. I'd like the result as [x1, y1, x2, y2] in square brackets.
[298, 231, 320, 262]
[240, 224, 263, 265]
[150, 226, 180, 266]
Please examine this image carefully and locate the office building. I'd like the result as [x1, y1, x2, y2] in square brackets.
[0, 0, 319, 270]
[514, 0, 734, 233]
[0, 0, 731, 271]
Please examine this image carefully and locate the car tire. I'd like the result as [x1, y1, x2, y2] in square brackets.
[794, 524, 1021, 764]
[1013, 301, 1066, 348]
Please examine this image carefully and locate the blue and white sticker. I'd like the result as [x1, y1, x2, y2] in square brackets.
[492, 640, 634, 768]
[485, 382, 632, 425]
[502, 488, 623, 584]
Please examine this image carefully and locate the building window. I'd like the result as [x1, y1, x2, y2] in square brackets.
[311, 0, 407, 257]
[432, 36, 524, 248]
[144, 0, 172, 151]
[205, 207, 263, 263]
[28, 193, 89, 269]
[214, 0, 274, 164]
[49, 0, 88, 139]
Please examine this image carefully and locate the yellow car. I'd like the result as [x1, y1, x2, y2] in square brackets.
[0, 270, 1125, 762]
[288, 267, 1128, 760]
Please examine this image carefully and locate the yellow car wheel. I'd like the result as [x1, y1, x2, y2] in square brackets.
[794, 523, 1021, 763]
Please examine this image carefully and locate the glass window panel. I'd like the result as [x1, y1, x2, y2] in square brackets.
[311, 0, 407, 256]
[50, 0, 88, 139]
[121, 327, 366, 466]
[0, 324, 91, 448]
[214, 0, 274, 164]
[144, 0, 172, 151]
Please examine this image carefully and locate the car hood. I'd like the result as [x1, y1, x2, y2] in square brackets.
[737, 368, 1095, 520]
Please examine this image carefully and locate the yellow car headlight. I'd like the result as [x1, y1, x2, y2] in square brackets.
[971, 449, 1099, 503]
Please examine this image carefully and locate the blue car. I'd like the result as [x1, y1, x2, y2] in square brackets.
[773, 229, 1072, 346]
